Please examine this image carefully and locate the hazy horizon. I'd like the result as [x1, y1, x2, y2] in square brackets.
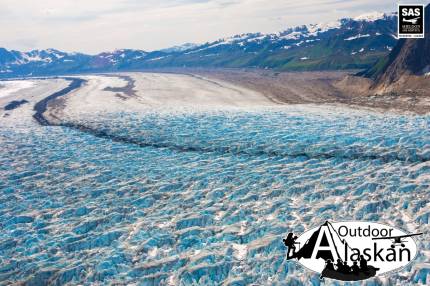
[0, 0, 429, 54]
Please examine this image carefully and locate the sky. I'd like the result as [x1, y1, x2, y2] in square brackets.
[0, 0, 428, 54]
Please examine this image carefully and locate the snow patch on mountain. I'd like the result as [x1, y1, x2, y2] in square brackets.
[19, 53, 50, 64]
[161, 43, 199, 53]
[279, 31, 303, 40]
[184, 40, 233, 54]
[306, 20, 341, 36]
[345, 34, 371, 41]
[148, 56, 168, 61]
[354, 11, 386, 22]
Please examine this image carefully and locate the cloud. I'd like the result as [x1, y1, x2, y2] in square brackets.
[0, 0, 428, 53]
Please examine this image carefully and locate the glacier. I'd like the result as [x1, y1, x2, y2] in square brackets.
[0, 106, 429, 285]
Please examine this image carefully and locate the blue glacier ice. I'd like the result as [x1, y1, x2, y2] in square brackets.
[0, 107, 429, 285]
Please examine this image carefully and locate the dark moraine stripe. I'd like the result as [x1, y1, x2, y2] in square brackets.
[32, 77, 428, 164]
[102, 75, 137, 98]
[58, 122, 429, 164]
[33, 78, 86, 126]
[4, 100, 29, 110]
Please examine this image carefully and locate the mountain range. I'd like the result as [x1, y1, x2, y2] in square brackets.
[0, 12, 398, 78]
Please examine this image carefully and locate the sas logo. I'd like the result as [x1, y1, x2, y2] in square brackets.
[283, 221, 422, 282]
[398, 4, 425, 38]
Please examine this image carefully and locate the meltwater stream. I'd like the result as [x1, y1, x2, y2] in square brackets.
[0, 107, 429, 285]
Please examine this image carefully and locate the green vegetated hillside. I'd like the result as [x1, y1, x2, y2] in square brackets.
[0, 13, 398, 77]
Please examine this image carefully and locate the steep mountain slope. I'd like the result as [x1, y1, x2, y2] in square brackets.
[0, 12, 398, 78]
[333, 5, 430, 113]
[361, 4, 430, 94]
[373, 5, 429, 82]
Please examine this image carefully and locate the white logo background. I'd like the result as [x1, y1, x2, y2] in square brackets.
[295, 221, 419, 276]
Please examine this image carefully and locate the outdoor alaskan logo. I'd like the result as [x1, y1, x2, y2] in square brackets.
[398, 4, 425, 38]
[283, 221, 422, 282]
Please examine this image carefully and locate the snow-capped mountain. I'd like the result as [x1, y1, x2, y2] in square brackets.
[160, 43, 199, 53]
[0, 12, 398, 78]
